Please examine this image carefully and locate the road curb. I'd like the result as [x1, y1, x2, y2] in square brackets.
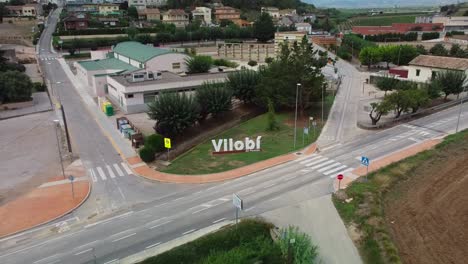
[126, 144, 317, 184]
[0, 177, 92, 240]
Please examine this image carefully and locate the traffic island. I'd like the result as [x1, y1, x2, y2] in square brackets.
[0, 159, 90, 238]
[127, 143, 317, 184]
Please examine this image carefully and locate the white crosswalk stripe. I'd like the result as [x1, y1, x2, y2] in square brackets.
[308, 159, 335, 170]
[298, 154, 320, 164]
[329, 167, 354, 178]
[323, 165, 347, 176]
[317, 162, 342, 172]
[96, 167, 107, 181]
[88, 163, 132, 183]
[113, 163, 124, 177]
[106, 165, 116, 178]
[88, 169, 97, 182]
[304, 157, 329, 167]
[121, 162, 133, 175]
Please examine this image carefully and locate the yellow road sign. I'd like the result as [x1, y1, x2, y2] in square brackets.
[164, 138, 171, 149]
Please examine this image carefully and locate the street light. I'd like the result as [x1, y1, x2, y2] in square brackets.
[294, 83, 301, 149]
[53, 119, 66, 179]
[456, 88, 466, 133]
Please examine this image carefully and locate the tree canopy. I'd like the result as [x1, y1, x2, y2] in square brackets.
[253, 13, 275, 42]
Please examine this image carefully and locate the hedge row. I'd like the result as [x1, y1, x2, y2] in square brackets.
[421, 32, 441, 40]
[364, 32, 418, 42]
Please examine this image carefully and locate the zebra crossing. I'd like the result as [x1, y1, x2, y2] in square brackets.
[388, 124, 434, 142]
[88, 162, 133, 183]
[39, 57, 57, 61]
[297, 154, 353, 178]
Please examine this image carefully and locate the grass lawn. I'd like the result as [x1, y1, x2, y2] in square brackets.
[163, 96, 334, 175]
[332, 129, 468, 264]
[139, 219, 283, 264]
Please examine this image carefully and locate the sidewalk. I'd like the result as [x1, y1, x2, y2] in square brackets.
[127, 144, 317, 184]
[0, 159, 90, 238]
[263, 194, 362, 264]
[334, 138, 443, 190]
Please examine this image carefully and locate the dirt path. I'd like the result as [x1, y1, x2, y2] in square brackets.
[385, 134, 468, 264]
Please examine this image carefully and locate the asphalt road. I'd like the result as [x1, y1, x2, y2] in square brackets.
[0, 8, 467, 264]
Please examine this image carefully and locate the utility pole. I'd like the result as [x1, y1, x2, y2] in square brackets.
[321, 83, 324, 125]
[60, 104, 72, 153]
[294, 83, 301, 149]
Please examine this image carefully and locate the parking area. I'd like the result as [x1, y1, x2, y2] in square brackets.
[0, 111, 66, 205]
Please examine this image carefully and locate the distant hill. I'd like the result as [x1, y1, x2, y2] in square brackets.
[305, 0, 460, 8]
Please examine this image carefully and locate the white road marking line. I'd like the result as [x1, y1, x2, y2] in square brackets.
[74, 248, 93, 256]
[300, 169, 312, 173]
[296, 153, 318, 162]
[88, 169, 97, 182]
[192, 207, 209, 214]
[206, 186, 217, 191]
[330, 168, 354, 178]
[145, 217, 168, 226]
[112, 232, 136, 242]
[245, 206, 255, 212]
[213, 218, 226, 223]
[121, 162, 133, 175]
[355, 156, 361, 160]
[172, 197, 184, 202]
[182, 229, 196, 235]
[219, 198, 230, 201]
[299, 155, 322, 164]
[201, 204, 212, 207]
[106, 165, 116, 178]
[103, 259, 118, 264]
[317, 162, 342, 172]
[323, 165, 348, 176]
[84, 211, 133, 228]
[96, 166, 107, 180]
[113, 163, 124, 176]
[282, 175, 298, 181]
[267, 197, 280, 202]
[44, 260, 60, 264]
[308, 159, 335, 170]
[153, 202, 168, 208]
[146, 242, 161, 249]
[241, 189, 255, 195]
[149, 220, 173, 229]
[76, 240, 99, 249]
[321, 144, 341, 151]
[408, 137, 421, 143]
[263, 183, 276, 189]
[33, 255, 59, 263]
[304, 157, 329, 167]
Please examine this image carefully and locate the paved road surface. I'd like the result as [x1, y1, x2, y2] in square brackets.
[0, 7, 467, 264]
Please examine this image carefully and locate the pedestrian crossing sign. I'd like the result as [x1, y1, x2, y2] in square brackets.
[164, 138, 171, 149]
[361, 156, 370, 166]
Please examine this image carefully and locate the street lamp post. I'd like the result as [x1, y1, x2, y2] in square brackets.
[294, 83, 301, 149]
[321, 83, 325, 125]
[53, 120, 66, 179]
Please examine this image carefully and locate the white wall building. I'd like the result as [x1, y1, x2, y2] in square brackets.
[75, 41, 190, 98]
[192, 6, 211, 25]
[295, 23, 312, 35]
[406, 55, 468, 83]
[106, 71, 229, 113]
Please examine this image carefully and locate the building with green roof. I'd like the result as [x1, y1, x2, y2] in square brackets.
[74, 41, 189, 97]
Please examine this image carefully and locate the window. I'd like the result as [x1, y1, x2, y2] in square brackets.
[431, 71, 437, 79]
[416, 69, 420, 77]
[144, 92, 158, 103]
[126, 93, 134, 98]
[172, 62, 181, 69]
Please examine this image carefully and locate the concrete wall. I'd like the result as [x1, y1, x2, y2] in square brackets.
[145, 53, 189, 73]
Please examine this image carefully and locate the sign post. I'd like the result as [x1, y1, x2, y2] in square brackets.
[337, 174, 344, 190]
[68, 175, 75, 198]
[312, 121, 317, 138]
[302, 127, 309, 146]
[361, 156, 370, 181]
[232, 194, 243, 225]
[164, 138, 171, 161]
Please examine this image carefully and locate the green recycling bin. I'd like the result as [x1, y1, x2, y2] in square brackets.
[105, 104, 114, 116]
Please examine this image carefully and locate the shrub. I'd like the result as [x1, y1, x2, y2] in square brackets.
[145, 134, 165, 153]
[139, 147, 155, 162]
[248, 60, 258, 67]
[265, 57, 274, 64]
[196, 81, 232, 119]
[227, 69, 260, 104]
[185, 55, 213, 73]
[337, 47, 351, 61]
[421, 32, 440, 41]
[33, 82, 47, 92]
[213, 58, 238, 68]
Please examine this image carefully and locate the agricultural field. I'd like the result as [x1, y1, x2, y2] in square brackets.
[338, 12, 429, 31]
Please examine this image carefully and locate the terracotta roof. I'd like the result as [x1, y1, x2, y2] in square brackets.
[145, 8, 160, 14]
[166, 9, 186, 16]
[409, 55, 468, 71]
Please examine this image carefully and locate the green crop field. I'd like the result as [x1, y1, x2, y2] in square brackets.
[352, 14, 417, 26]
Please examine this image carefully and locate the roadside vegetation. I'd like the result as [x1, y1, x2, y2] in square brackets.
[139, 218, 318, 264]
[333, 129, 468, 264]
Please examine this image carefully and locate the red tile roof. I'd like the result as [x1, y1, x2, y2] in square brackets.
[352, 23, 444, 36]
